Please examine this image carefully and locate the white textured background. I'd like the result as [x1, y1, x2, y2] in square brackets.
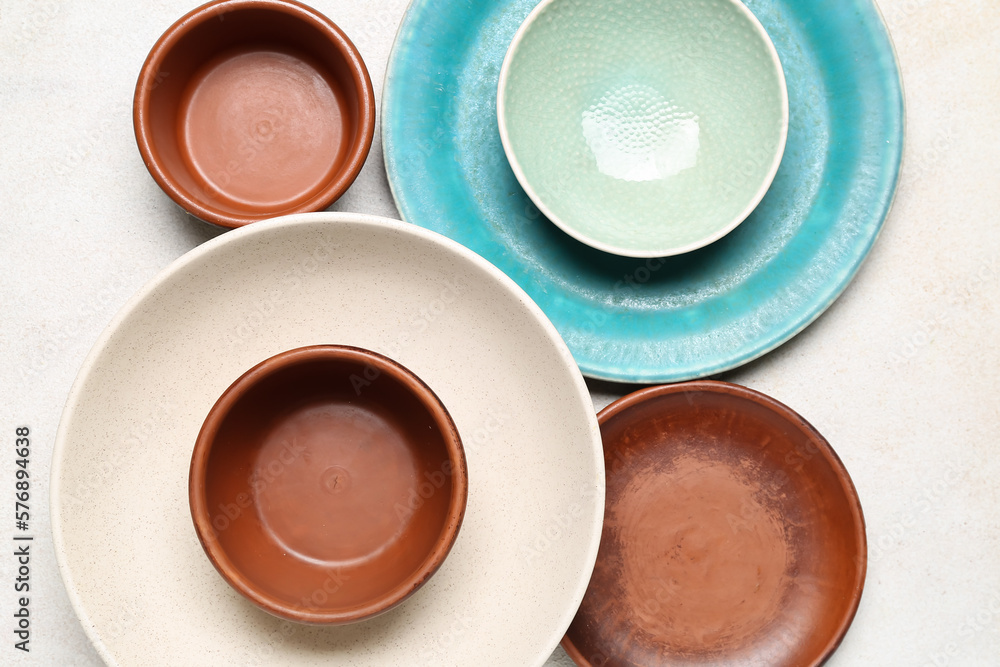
[1, 0, 997, 665]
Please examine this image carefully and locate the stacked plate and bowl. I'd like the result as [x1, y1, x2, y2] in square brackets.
[52, 0, 903, 665]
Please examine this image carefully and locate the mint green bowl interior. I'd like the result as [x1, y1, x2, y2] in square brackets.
[498, 0, 789, 258]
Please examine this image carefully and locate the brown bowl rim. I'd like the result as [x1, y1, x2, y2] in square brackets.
[133, 0, 376, 229]
[188, 344, 469, 624]
[561, 380, 867, 666]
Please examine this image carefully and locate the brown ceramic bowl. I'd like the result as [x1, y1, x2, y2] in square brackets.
[189, 345, 468, 624]
[134, 0, 375, 228]
[563, 381, 866, 666]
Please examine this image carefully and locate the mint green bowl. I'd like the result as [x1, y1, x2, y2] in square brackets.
[498, 0, 789, 258]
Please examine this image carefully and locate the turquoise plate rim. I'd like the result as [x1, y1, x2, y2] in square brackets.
[382, 0, 905, 384]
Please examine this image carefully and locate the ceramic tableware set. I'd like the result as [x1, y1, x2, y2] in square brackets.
[51, 0, 903, 665]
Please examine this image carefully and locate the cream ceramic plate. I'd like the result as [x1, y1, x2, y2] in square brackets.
[51, 213, 604, 666]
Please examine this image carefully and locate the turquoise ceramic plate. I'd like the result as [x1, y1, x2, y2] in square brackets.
[383, 0, 903, 383]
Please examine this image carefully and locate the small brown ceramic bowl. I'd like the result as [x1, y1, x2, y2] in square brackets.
[563, 381, 866, 666]
[189, 345, 468, 624]
[134, 0, 375, 228]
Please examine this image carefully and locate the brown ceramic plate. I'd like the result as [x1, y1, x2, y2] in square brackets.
[564, 381, 866, 666]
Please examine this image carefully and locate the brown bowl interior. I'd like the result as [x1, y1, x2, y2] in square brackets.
[563, 381, 866, 666]
[135, 0, 374, 227]
[190, 346, 467, 624]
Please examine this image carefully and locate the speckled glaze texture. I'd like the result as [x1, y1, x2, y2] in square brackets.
[50, 214, 605, 666]
[563, 382, 866, 666]
[498, 0, 788, 257]
[383, 0, 904, 383]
